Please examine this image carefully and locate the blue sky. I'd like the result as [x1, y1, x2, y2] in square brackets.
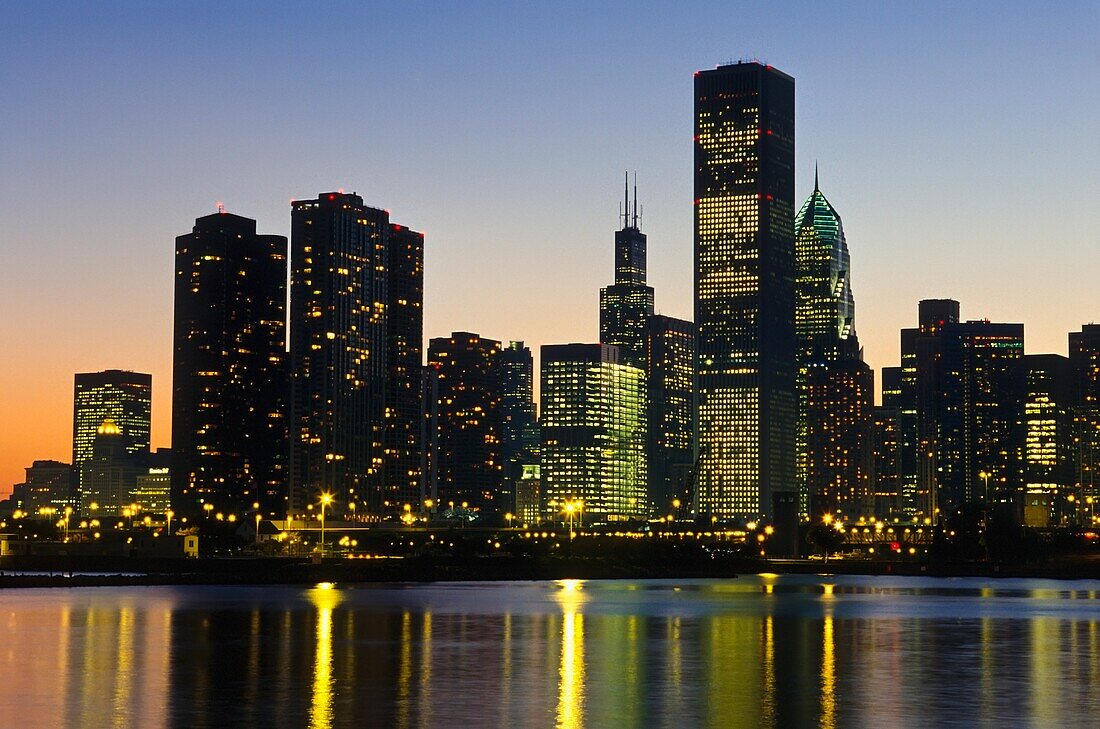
[1, 1, 1098, 490]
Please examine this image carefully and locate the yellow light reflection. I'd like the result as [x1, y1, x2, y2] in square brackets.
[555, 579, 587, 729]
[821, 615, 836, 729]
[309, 584, 342, 729]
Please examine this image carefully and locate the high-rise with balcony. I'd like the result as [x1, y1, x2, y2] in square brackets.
[694, 61, 796, 520]
[289, 192, 389, 515]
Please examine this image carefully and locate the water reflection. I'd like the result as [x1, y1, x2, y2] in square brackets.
[0, 576, 1098, 727]
[309, 584, 340, 729]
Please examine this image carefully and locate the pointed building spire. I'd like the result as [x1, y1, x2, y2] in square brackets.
[814, 162, 820, 193]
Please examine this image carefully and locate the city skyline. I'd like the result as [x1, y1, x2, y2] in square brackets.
[3, 2, 1100, 495]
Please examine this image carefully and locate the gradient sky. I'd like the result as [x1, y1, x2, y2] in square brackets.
[2, 1, 1098, 495]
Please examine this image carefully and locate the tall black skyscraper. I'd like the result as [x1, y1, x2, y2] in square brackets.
[694, 61, 796, 520]
[382, 223, 425, 512]
[600, 175, 654, 368]
[289, 192, 388, 515]
[172, 212, 288, 517]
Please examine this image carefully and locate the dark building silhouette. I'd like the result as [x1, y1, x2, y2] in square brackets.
[920, 312, 1025, 517]
[289, 192, 423, 517]
[73, 370, 151, 500]
[645, 315, 696, 514]
[9, 460, 74, 514]
[896, 328, 921, 514]
[600, 175, 654, 369]
[913, 299, 961, 519]
[499, 341, 539, 512]
[426, 332, 504, 516]
[875, 367, 904, 514]
[694, 61, 796, 520]
[1070, 325, 1100, 503]
[805, 358, 874, 517]
[382, 223, 425, 513]
[172, 211, 287, 518]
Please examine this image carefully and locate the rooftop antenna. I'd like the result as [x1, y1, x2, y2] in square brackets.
[623, 171, 630, 229]
[814, 161, 820, 192]
[632, 172, 639, 229]
[216, 201, 225, 214]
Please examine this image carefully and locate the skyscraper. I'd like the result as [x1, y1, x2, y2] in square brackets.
[289, 192, 391, 515]
[171, 211, 288, 518]
[694, 61, 796, 520]
[1069, 325, 1100, 501]
[72, 370, 151, 499]
[540, 344, 647, 523]
[599, 175, 654, 368]
[499, 341, 539, 498]
[914, 299, 960, 518]
[80, 418, 145, 514]
[382, 223, 425, 513]
[794, 172, 867, 515]
[645, 315, 696, 514]
[931, 317, 1025, 515]
[804, 358, 874, 516]
[426, 332, 504, 516]
[1022, 354, 1075, 523]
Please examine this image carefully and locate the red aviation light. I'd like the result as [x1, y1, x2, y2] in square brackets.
[766, 194, 774, 201]
[766, 129, 774, 135]
[328, 194, 336, 200]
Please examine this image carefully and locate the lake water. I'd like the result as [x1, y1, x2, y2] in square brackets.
[2, 575, 1099, 728]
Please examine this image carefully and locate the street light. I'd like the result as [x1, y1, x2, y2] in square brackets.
[979, 471, 991, 503]
[505, 512, 514, 528]
[203, 502, 214, 520]
[165, 510, 174, 535]
[319, 492, 334, 556]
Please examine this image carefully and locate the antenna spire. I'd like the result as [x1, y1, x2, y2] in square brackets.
[632, 172, 639, 229]
[623, 171, 630, 229]
[814, 162, 819, 192]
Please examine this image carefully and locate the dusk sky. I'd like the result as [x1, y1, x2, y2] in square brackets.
[1, 1, 1098, 495]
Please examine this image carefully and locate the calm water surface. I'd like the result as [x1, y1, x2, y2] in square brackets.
[2, 575, 1099, 728]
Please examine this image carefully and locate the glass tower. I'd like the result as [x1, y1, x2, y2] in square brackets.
[540, 344, 647, 523]
[694, 61, 796, 520]
[794, 173, 871, 516]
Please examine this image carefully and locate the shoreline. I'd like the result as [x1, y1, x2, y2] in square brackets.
[3, 554, 1100, 588]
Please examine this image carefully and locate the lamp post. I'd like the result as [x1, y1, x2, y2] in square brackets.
[319, 492, 333, 556]
[63, 506, 72, 542]
[165, 510, 174, 536]
[979, 471, 991, 503]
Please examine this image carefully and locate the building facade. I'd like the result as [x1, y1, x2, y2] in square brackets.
[426, 332, 504, 516]
[72, 370, 151, 499]
[599, 176, 655, 368]
[694, 61, 797, 520]
[10, 460, 74, 514]
[794, 173, 867, 516]
[539, 343, 647, 523]
[381, 223, 425, 513]
[289, 192, 423, 517]
[1070, 325, 1100, 502]
[645, 315, 696, 514]
[171, 211, 288, 518]
[499, 341, 539, 512]
[1023, 354, 1075, 523]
